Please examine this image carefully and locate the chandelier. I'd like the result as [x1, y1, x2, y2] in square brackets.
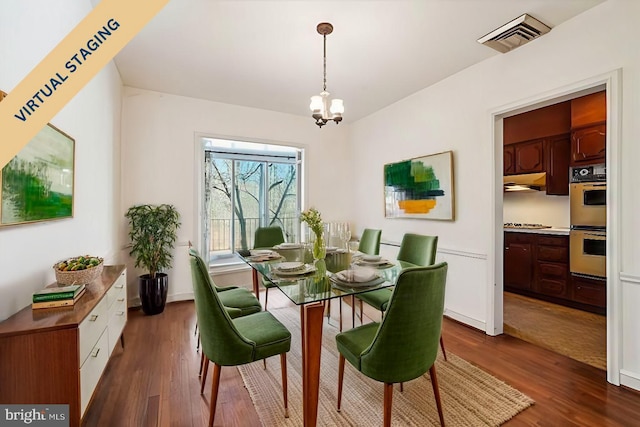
[309, 22, 344, 128]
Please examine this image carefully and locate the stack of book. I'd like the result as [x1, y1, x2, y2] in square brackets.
[32, 284, 86, 309]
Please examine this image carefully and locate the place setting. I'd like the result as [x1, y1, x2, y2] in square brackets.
[247, 249, 283, 262]
[353, 254, 394, 268]
[273, 242, 303, 250]
[271, 261, 316, 277]
[330, 266, 385, 289]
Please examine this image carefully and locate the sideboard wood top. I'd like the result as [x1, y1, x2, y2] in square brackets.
[0, 265, 126, 338]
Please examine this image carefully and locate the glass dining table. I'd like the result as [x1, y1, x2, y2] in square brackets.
[240, 248, 402, 427]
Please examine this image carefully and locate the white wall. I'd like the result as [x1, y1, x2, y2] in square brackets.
[503, 192, 570, 227]
[348, 0, 640, 388]
[120, 88, 350, 305]
[0, 0, 122, 321]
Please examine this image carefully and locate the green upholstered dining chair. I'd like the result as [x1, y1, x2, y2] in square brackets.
[358, 228, 382, 255]
[354, 233, 447, 360]
[189, 248, 263, 379]
[254, 226, 286, 310]
[189, 249, 262, 318]
[189, 251, 291, 427]
[336, 262, 448, 427]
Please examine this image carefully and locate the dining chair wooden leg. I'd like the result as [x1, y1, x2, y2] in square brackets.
[197, 332, 200, 351]
[351, 295, 356, 328]
[280, 353, 289, 418]
[199, 352, 205, 377]
[337, 354, 345, 412]
[263, 359, 267, 370]
[339, 298, 343, 332]
[383, 382, 393, 427]
[264, 288, 270, 311]
[200, 359, 209, 394]
[429, 365, 445, 426]
[208, 363, 222, 427]
[440, 335, 448, 361]
[399, 382, 404, 392]
[359, 300, 363, 324]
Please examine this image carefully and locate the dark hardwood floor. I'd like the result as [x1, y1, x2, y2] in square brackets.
[83, 293, 640, 426]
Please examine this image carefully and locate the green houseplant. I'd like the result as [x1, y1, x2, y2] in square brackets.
[125, 204, 181, 315]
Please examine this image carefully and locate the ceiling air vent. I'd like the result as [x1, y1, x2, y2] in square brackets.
[477, 13, 551, 53]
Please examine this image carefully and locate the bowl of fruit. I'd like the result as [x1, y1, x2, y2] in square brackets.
[53, 255, 104, 285]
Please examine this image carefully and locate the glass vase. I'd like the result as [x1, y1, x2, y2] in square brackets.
[312, 232, 327, 260]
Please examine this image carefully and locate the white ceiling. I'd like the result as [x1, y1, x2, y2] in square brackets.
[112, 0, 605, 123]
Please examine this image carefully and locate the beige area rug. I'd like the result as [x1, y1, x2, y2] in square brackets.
[238, 306, 534, 426]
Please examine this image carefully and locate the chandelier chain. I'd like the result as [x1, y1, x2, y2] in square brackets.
[323, 34, 327, 92]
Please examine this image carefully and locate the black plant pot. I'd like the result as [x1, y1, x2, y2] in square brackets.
[139, 273, 168, 315]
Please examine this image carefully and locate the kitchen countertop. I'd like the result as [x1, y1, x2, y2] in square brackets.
[504, 227, 570, 235]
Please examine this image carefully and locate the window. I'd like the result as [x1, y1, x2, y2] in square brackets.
[202, 137, 302, 261]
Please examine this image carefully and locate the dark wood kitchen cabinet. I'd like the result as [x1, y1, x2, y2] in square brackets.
[503, 145, 515, 175]
[571, 91, 606, 166]
[504, 231, 604, 313]
[504, 135, 570, 195]
[544, 134, 571, 195]
[514, 140, 544, 174]
[571, 124, 606, 166]
[504, 233, 534, 291]
[571, 275, 606, 310]
[535, 235, 569, 299]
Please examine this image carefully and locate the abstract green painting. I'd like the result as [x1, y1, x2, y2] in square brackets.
[384, 150, 454, 220]
[1, 123, 74, 227]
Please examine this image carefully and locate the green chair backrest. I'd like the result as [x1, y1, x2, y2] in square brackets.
[254, 226, 286, 249]
[396, 233, 438, 266]
[360, 262, 448, 383]
[358, 229, 382, 255]
[189, 250, 256, 365]
[188, 248, 229, 293]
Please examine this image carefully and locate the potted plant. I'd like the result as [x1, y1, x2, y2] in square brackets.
[125, 204, 181, 315]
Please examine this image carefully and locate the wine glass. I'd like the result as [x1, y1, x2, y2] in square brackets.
[340, 223, 351, 252]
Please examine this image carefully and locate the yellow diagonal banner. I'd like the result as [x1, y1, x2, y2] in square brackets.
[0, 0, 169, 169]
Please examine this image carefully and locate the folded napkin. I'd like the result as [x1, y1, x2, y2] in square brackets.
[336, 267, 377, 283]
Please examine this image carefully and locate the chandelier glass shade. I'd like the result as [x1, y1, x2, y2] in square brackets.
[310, 22, 343, 128]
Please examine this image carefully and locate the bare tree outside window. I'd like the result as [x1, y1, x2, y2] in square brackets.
[207, 155, 299, 254]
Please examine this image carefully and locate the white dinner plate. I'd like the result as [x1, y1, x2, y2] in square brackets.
[273, 264, 316, 276]
[251, 249, 274, 256]
[330, 276, 385, 288]
[276, 243, 302, 249]
[277, 261, 305, 272]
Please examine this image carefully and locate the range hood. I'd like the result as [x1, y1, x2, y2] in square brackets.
[503, 172, 546, 192]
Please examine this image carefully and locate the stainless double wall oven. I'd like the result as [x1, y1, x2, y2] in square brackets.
[569, 164, 606, 279]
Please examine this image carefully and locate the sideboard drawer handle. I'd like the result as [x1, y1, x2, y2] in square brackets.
[90, 314, 99, 321]
[117, 298, 125, 302]
[116, 311, 125, 316]
[91, 348, 100, 358]
[115, 285, 124, 289]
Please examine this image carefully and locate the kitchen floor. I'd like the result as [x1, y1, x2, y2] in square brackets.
[503, 292, 606, 370]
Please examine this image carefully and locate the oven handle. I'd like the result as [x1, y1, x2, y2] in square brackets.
[584, 232, 606, 239]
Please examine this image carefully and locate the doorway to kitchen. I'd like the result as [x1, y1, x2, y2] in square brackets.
[490, 70, 621, 384]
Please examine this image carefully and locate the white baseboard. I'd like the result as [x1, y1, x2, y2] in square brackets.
[620, 369, 640, 391]
[128, 292, 194, 309]
[444, 308, 486, 332]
